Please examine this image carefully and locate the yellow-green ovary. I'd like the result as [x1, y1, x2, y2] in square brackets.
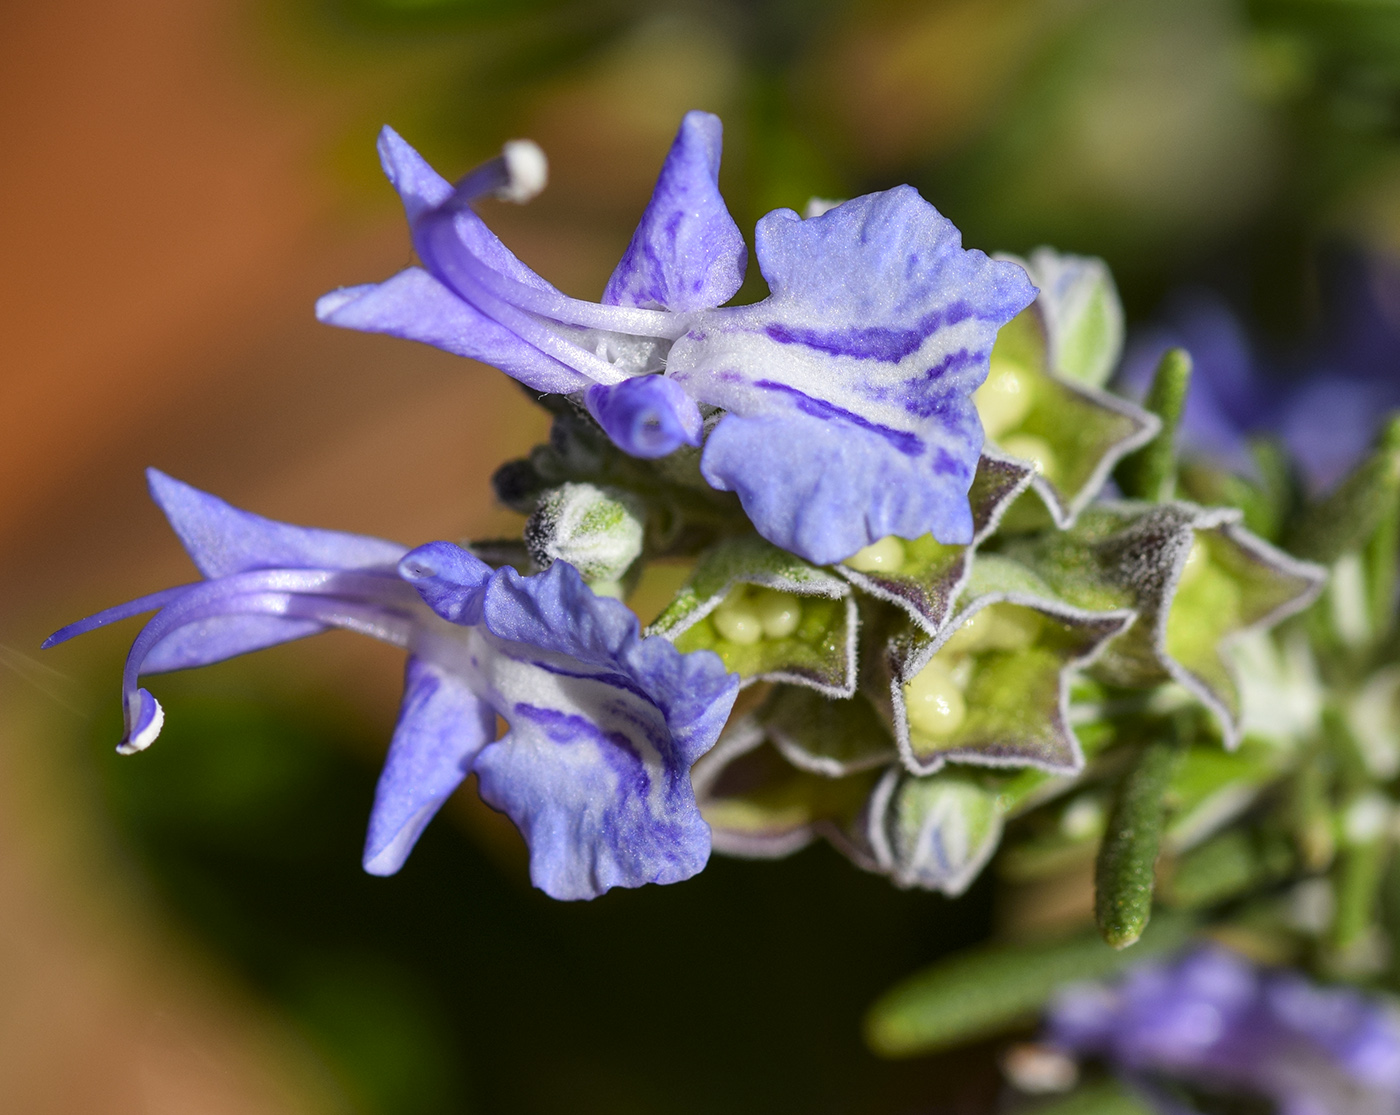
[974, 357, 1034, 438]
[752, 588, 802, 638]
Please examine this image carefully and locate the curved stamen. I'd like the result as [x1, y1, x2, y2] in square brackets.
[44, 583, 197, 647]
[411, 224, 688, 388]
[441, 141, 548, 210]
[415, 217, 637, 386]
[447, 239, 685, 339]
[429, 142, 691, 340]
[119, 582, 425, 747]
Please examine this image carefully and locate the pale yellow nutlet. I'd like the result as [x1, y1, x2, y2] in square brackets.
[939, 604, 1043, 656]
[712, 587, 763, 645]
[711, 585, 804, 644]
[998, 433, 1058, 479]
[903, 659, 967, 739]
[751, 588, 802, 639]
[974, 357, 1035, 439]
[844, 535, 906, 574]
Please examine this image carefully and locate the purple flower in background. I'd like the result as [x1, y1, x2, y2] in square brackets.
[1119, 251, 1400, 493]
[317, 111, 1036, 564]
[1118, 291, 1267, 477]
[1048, 947, 1400, 1115]
[43, 471, 738, 900]
[1280, 249, 1400, 491]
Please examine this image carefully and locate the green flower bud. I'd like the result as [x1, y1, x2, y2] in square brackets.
[524, 482, 645, 586]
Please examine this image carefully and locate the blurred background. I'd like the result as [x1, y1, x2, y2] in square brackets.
[4, 0, 1400, 1110]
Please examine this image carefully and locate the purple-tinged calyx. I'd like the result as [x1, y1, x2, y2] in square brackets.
[1002, 501, 1326, 748]
[318, 111, 1036, 565]
[44, 471, 738, 900]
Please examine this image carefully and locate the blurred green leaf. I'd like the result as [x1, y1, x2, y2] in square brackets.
[1287, 414, 1400, 564]
[864, 913, 1194, 1057]
[1028, 1078, 1155, 1115]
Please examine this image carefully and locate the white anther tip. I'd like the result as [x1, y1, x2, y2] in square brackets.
[804, 197, 844, 219]
[117, 693, 164, 755]
[498, 139, 548, 203]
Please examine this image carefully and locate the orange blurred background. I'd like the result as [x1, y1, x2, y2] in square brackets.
[0, 3, 556, 1109]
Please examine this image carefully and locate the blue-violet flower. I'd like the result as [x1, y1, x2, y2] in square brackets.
[44, 470, 738, 900]
[316, 111, 1037, 564]
[1120, 256, 1400, 492]
[1048, 946, 1400, 1115]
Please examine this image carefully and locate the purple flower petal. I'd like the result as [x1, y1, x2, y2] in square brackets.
[110, 572, 418, 747]
[1279, 375, 1399, 494]
[376, 124, 453, 222]
[397, 540, 493, 624]
[46, 476, 422, 753]
[142, 614, 330, 672]
[147, 468, 406, 578]
[316, 269, 587, 395]
[1048, 947, 1400, 1112]
[601, 110, 746, 313]
[669, 187, 1035, 562]
[700, 410, 976, 565]
[583, 376, 702, 458]
[324, 127, 679, 390]
[1117, 292, 1266, 476]
[55, 477, 741, 900]
[377, 127, 559, 292]
[402, 545, 739, 899]
[363, 655, 497, 876]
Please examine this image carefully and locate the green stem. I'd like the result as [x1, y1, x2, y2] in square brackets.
[1095, 734, 1184, 949]
[1115, 347, 1192, 502]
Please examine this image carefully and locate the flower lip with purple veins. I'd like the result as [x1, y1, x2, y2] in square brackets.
[44, 469, 739, 901]
[317, 111, 1036, 565]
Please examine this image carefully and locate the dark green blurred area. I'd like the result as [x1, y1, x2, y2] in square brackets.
[90, 662, 994, 1113]
[268, 0, 1400, 325]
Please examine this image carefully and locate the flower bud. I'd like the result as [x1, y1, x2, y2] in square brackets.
[525, 482, 645, 586]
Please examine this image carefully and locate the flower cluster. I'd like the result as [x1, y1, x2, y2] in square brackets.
[50, 108, 1399, 947]
[317, 112, 1036, 564]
